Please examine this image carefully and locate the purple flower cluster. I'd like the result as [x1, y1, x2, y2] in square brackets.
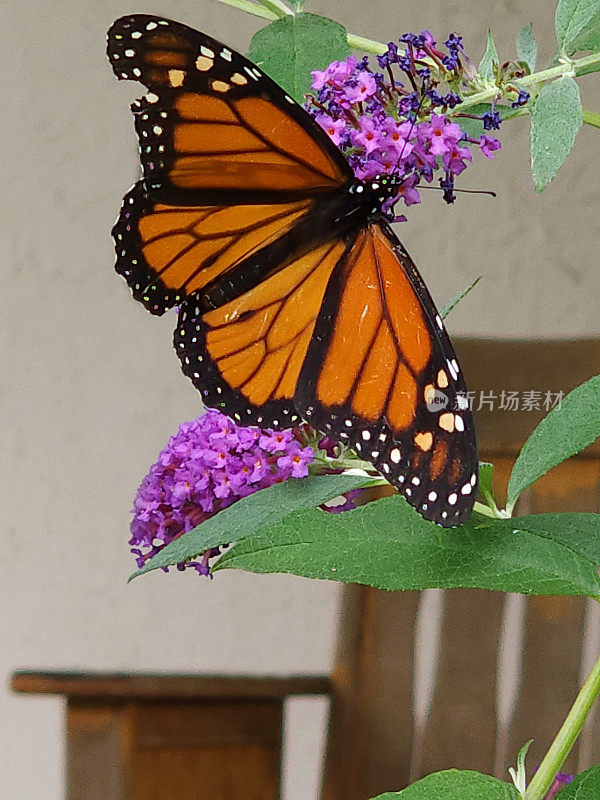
[130, 410, 313, 575]
[307, 31, 503, 219]
[545, 773, 573, 800]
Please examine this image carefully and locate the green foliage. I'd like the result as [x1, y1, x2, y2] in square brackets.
[517, 23, 538, 72]
[556, 0, 600, 54]
[215, 495, 600, 597]
[477, 462, 496, 508]
[576, 57, 600, 74]
[554, 765, 600, 798]
[439, 276, 482, 320]
[247, 12, 350, 101]
[508, 739, 533, 797]
[514, 512, 600, 565]
[129, 473, 375, 579]
[479, 30, 500, 81]
[530, 77, 582, 191]
[507, 374, 600, 509]
[370, 770, 517, 799]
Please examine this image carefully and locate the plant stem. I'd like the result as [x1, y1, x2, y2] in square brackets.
[215, 0, 277, 20]
[346, 33, 387, 54]
[257, 0, 293, 17]
[524, 646, 600, 800]
[452, 51, 600, 114]
[583, 108, 600, 129]
[473, 501, 498, 518]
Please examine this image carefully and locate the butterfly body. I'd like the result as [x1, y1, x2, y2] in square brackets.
[108, 15, 479, 526]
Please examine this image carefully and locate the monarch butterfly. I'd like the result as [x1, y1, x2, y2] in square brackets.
[107, 14, 478, 526]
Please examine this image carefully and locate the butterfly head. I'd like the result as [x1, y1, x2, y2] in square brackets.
[351, 174, 403, 217]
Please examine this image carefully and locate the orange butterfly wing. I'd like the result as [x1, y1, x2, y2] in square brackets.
[296, 223, 478, 525]
[175, 222, 477, 525]
[113, 182, 316, 314]
[176, 238, 350, 426]
[107, 15, 351, 201]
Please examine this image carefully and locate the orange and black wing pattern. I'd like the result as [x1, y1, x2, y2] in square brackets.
[107, 15, 352, 203]
[175, 237, 350, 427]
[113, 181, 316, 314]
[175, 222, 477, 525]
[296, 223, 478, 525]
[107, 15, 478, 526]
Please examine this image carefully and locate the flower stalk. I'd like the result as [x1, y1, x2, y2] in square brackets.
[524, 647, 600, 800]
[583, 108, 600, 129]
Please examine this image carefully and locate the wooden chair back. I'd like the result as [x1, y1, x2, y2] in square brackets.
[322, 339, 600, 800]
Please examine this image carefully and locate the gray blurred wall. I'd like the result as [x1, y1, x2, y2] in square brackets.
[1, 0, 599, 798]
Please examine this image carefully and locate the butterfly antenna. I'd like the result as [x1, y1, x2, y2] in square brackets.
[418, 185, 497, 198]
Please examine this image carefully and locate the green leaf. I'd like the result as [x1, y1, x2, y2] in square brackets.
[556, 0, 600, 54]
[455, 104, 524, 139]
[215, 495, 600, 597]
[577, 28, 600, 49]
[129, 473, 376, 580]
[517, 23, 538, 72]
[507, 373, 600, 508]
[247, 12, 350, 101]
[479, 30, 500, 81]
[440, 276, 482, 319]
[554, 765, 600, 798]
[512, 512, 600, 567]
[508, 739, 533, 797]
[370, 770, 518, 799]
[478, 461, 496, 507]
[530, 77, 582, 192]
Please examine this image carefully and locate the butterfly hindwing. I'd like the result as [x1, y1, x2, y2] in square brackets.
[107, 15, 352, 202]
[175, 237, 350, 426]
[296, 223, 478, 525]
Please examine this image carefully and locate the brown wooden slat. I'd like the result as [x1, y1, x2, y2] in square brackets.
[454, 338, 600, 457]
[11, 671, 331, 700]
[505, 594, 586, 778]
[67, 703, 132, 800]
[418, 589, 504, 776]
[322, 587, 420, 800]
[133, 745, 279, 800]
[133, 702, 282, 749]
[132, 702, 282, 800]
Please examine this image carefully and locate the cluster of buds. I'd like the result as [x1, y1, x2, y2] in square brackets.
[306, 30, 523, 217]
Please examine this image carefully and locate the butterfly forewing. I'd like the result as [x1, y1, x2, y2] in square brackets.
[113, 181, 317, 314]
[107, 15, 352, 202]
